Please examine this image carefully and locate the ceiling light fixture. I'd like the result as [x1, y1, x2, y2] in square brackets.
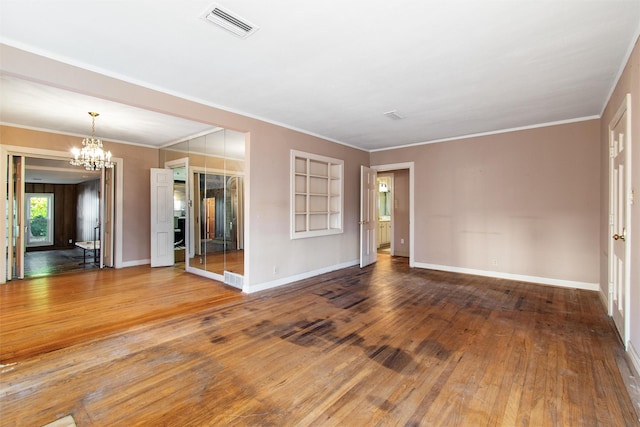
[70, 112, 113, 170]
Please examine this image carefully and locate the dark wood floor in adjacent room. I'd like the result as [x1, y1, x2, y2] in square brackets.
[1, 255, 638, 426]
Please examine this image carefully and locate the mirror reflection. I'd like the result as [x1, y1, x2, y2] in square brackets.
[160, 127, 245, 284]
[378, 175, 391, 220]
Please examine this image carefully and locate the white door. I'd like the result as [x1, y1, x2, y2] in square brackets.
[360, 166, 377, 268]
[150, 168, 175, 267]
[609, 94, 631, 347]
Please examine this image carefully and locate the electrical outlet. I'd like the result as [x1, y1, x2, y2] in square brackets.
[68, 239, 73, 243]
[491, 259, 498, 266]
[400, 238, 404, 244]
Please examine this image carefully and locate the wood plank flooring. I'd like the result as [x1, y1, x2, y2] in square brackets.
[0, 266, 241, 363]
[24, 248, 99, 278]
[1, 256, 638, 426]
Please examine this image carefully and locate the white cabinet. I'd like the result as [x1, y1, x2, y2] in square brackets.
[378, 221, 390, 247]
[291, 150, 343, 239]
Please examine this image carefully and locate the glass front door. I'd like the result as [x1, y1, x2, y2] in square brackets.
[26, 193, 54, 247]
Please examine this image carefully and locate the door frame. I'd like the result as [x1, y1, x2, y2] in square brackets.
[608, 93, 632, 348]
[1, 145, 124, 283]
[372, 162, 415, 267]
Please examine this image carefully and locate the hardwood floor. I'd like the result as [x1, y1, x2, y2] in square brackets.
[1, 256, 638, 426]
[0, 266, 241, 363]
[24, 248, 99, 278]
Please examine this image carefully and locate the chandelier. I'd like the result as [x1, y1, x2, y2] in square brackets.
[70, 112, 114, 170]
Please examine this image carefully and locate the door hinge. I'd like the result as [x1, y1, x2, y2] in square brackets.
[609, 214, 614, 226]
[609, 146, 616, 158]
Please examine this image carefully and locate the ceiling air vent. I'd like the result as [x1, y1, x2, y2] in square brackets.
[383, 110, 405, 120]
[202, 4, 259, 38]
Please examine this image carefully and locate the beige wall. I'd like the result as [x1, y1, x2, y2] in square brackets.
[1, 125, 158, 264]
[371, 120, 601, 286]
[600, 35, 640, 355]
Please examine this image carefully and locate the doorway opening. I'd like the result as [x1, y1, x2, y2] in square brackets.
[2, 147, 123, 282]
[372, 163, 414, 267]
[376, 174, 392, 255]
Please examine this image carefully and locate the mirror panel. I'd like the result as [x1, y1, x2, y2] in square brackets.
[159, 127, 245, 282]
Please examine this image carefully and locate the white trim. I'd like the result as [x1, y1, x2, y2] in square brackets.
[414, 262, 599, 291]
[244, 259, 359, 294]
[369, 116, 600, 152]
[0, 146, 7, 283]
[372, 162, 415, 267]
[120, 258, 150, 268]
[113, 157, 124, 268]
[243, 132, 251, 289]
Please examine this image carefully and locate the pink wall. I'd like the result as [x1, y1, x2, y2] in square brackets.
[600, 35, 640, 356]
[371, 120, 601, 286]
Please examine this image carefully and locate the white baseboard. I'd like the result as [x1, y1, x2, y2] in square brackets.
[244, 259, 360, 294]
[414, 262, 599, 291]
[120, 259, 150, 268]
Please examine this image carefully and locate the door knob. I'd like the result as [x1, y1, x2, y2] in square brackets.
[613, 228, 626, 241]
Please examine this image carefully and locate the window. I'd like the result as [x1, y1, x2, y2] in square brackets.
[26, 193, 54, 247]
[291, 150, 343, 239]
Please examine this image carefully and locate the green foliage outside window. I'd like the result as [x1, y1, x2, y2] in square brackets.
[30, 216, 48, 237]
[29, 197, 49, 237]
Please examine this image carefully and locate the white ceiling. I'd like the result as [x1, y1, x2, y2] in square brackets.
[1, 1, 639, 152]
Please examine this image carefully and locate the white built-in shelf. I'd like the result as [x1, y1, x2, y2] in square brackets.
[291, 150, 343, 239]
